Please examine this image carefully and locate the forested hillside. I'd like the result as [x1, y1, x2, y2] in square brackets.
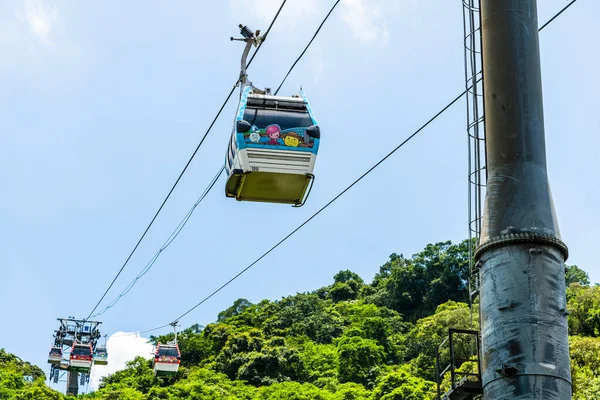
[0, 348, 62, 399]
[2, 240, 599, 399]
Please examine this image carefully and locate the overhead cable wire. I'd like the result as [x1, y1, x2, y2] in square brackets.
[108, 324, 172, 338]
[170, 92, 465, 323]
[87, 0, 328, 323]
[91, 0, 326, 320]
[246, 0, 287, 69]
[85, 86, 233, 320]
[90, 166, 225, 318]
[106, 0, 577, 337]
[84, 1, 289, 321]
[538, 0, 577, 31]
[274, 0, 341, 95]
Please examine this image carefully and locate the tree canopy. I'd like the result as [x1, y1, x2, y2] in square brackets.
[2, 239, 598, 399]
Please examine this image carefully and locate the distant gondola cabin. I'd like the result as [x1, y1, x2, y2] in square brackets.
[69, 343, 93, 373]
[153, 343, 181, 377]
[47, 346, 62, 365]
[93, 345, 108, 366]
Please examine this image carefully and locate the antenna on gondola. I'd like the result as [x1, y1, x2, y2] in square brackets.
[169, 321, 179, 345]
[231, 24, 263, 95]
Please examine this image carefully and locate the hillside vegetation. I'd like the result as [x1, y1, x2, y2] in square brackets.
[2, 240, 599, 399]
[0, 348, 62, 399]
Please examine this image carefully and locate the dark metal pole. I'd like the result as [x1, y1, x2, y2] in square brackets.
[476, 0, 571, 399]
[66, 371, 79, 396]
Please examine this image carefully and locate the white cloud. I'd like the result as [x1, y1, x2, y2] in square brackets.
[16, 0, 58, 46]
[340, 0, 392, 47]
[89, 332, 153, 391]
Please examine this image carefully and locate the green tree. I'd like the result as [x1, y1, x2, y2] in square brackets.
[12, 383, 66, 400]
[327, 271, 365, 303]
[262, 293, 345, 344]
[372, 367, 435, 400]
[333, 270, 364, 285]
[402, 301, 476, 381]
[99, 357, 155, 393]
[218, 298, 254, 322]
[329, 283, 358, 303]
[299, 341, 339, 382]
[215, 330, 265, 379]
[257, 381, 335, 400]
[369, 241, 471, 320]
[565, 265, 591, 286]
[168, 367, 256, 400]
[215, 332, 303, 386]
[567, 284, 600, 336]
[5, 241, 598, 400]
[237, 345, 303, 386]
[202, 323, 236, 355]
[91, 387, 145, 400]
[333, 383, 370, 400]
[570, 336, 600, 399]
[337, 335, 384, 387]
[0, 349, 64, 399]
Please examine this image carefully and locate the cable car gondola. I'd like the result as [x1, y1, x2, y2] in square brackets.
[59, 359, 69, 371]
[93, 345, 108, 366]
[69, 342, 93, 373]
[225, 25, 321, 206]
[47, 346, 62, 365]
[152, 342, 181, 378]
[225, 86, 320, 206]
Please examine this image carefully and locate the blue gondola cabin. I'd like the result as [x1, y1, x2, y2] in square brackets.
[225, 87, 321, 206]
[93, 345, 108, 366]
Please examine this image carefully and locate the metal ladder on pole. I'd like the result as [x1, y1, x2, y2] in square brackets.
[436, 2, 486, 398]
[464, 0, 486, 303]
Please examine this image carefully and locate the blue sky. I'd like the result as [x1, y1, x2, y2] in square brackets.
[0, 0, 598, 393]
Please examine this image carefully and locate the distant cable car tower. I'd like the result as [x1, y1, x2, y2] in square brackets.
[48, 318, 102, 396]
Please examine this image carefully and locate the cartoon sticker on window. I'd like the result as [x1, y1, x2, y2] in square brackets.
[283, 132, 301, 147]
[266, 124, 282, 145]
[249, 131, 261, 143]
[243, 124, 316, 148]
